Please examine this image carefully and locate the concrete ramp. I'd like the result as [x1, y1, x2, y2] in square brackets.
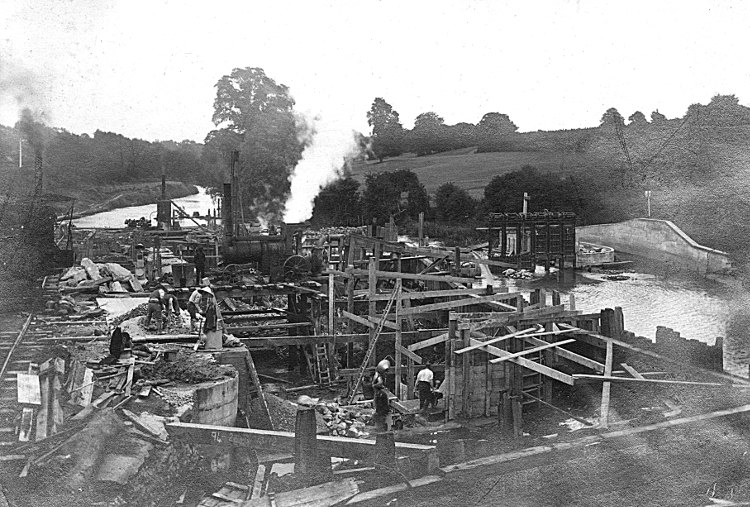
[577, 219, 731, 275]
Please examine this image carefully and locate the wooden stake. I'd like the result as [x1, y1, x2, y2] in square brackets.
[599, 340, 614, 428]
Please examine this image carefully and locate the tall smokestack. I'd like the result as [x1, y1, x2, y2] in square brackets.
[33, 148, 42, 197]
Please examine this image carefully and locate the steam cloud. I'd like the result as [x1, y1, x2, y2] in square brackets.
[283, 116, 360, 223]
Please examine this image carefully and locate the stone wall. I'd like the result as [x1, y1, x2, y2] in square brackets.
[577, 219, 732, 274]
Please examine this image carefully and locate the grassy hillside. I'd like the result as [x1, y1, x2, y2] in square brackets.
[349, 149, 596, 198]
[349, 146, 750, 259]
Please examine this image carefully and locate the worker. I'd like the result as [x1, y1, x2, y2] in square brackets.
[144, 286, 167, 332]
[373, 358, 390, 389]
[373, 381, 391, 433]
[194, 246, 206, 284]
[202, 287, 219, 333]
[163, 293, 181, 329]
[415, 362, 434, 411]
[187, 286, 204, 333]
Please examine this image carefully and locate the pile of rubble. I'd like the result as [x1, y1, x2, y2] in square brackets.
[316, 401, 371, 438]
[295, 396, 372, 438]
[502, 268, 533, 279]
[60, 258, 143, 293]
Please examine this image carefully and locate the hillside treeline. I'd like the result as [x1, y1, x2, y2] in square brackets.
[0, 122, 219, 199]
[311, 164, 602, 245]
[366, 94, 750, 176]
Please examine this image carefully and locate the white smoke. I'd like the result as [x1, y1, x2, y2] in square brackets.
[283, 115, 359, 223]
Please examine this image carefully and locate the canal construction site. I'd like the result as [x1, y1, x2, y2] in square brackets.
[2, 186, 750, 507]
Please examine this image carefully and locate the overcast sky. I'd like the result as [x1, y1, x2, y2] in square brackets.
[1, 0, 749, 143]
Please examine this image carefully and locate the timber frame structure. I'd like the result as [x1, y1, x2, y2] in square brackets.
[481, 211, 577, 270]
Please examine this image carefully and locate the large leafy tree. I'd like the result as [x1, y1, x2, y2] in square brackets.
[434, 182, 475, 221]
[362, 169, 429, 223]
[410, 112, 446, 156]
[205, 67, 308, 220]
[366, 98, 404, 162]
[476, 112, 518, 152]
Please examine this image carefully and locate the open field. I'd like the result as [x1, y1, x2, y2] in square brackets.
[349, 149, 596, 198]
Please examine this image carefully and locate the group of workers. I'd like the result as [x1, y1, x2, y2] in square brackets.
[143, 282, 218, 335]
[369, 358, 440, 433]
[144, 285, 182, 332]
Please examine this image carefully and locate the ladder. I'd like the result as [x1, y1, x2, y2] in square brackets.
[346, 283, 400, 404]
[314, 343, 332, 385]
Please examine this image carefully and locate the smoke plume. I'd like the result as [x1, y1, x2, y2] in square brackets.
[283, 116, 360, 223]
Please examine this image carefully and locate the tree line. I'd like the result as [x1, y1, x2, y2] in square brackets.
[310, 164, 603, 232]
[0, 122, 218, 197]
[365, 94, 750, 172]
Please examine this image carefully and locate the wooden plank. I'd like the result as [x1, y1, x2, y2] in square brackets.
[0, 314, 32, 381]
[16, 373, 41, 405]
[78, 369, 94, 407]
[350, 268, 476, 285]
[558, 324, 750, 386]
[251, 464, 266, 499]
[370, 287, 508, 302]
[523, 335, 605, 373]
[395, 343, 422, 364]
[398, 292, 523, 317]
[455, 327, 539, 355]
[572, 374, 743, 387]
[243, 478, 359, 507]
[51, 374, 63, 434]
[18, 408, 33, 442]
[620, 363, 645, 379]
[345, 475, 443, 504]
[600, 340, 614, 428]
[468, 338, 575, 385]
[407, 333, 448, 352]
[489, 339, 576, 364]
[341, 310, 398, 331]
[395, 279, 402, 399]
[166, 422, 437, 465]
[36, 373, 49, 440]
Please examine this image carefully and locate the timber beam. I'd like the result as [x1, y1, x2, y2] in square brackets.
[167, 422, 438, 472]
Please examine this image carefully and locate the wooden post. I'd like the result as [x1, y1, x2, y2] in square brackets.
[368, 258, 377, 367]
[569, 294, 575, 311]
[460, 327, 471, 418]
[418, 212, 424, 246]
[485, 350, 491, 417]
[328, 273, 335, 336]
[375, 431, 396, 469]
[600, 340, 614, 429]
[295, 408, 332, 486]
[447, 316, 457, 420]
[511, 396, 523, 438]
[454, 247, 461, 277]
[346, 266, 355, 368]
[395, 279, 402, 399]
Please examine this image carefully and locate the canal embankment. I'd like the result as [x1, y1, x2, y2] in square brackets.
[577, 218, 733, 275]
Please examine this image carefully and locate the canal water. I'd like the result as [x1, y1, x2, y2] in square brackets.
[72, 186, 217, 229]
[496, 257, 750, 377]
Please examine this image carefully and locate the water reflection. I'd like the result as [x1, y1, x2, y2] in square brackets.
[73, 186, 217, 228]
[500, 256, 750, 376]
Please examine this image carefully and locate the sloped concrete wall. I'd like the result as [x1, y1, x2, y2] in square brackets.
[577, 219, 732, 274]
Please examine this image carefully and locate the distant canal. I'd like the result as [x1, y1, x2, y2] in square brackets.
[72, 186, 217, 229]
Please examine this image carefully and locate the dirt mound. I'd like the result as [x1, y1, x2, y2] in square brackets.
[140, 350, 234, 384]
